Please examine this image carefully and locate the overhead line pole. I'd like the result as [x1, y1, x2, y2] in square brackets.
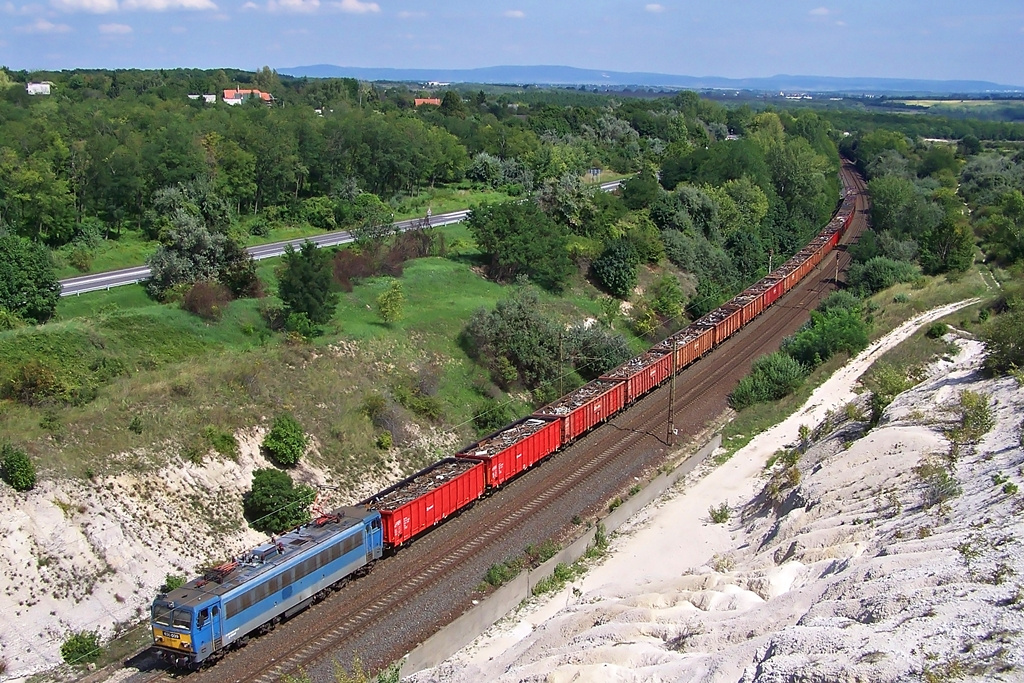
[667, 342, 677, 446]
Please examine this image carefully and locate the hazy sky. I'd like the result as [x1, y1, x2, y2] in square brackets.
[1, 1, 1022, 85]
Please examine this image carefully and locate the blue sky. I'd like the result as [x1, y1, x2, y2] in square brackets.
[1, 1, 1022, 85]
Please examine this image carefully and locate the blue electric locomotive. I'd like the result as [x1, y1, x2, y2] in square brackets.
[151, 506, 383, 668]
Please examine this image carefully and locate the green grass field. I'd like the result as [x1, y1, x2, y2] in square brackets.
[5, 226, 628, 485]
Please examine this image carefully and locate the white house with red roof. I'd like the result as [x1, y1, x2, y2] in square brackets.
[223, 88, 274, 105]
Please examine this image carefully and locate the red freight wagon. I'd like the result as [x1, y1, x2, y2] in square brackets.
[773, 257, 805, 293]
[730, 290, 764, 325]
[657, 325, 714, 368]
[599, 350, 673, 403]
[760, 275, 785, 308]
[363, 457, 486, 547]
[824, 228, 841, 251]
[533, 378, 626, 442]
[459, 417, 561, 488]
[697, 304, 744, 345]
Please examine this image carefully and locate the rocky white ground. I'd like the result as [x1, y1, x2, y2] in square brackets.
[412, 300, 1024, 683]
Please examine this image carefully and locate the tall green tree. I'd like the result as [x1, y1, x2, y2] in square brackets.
[277, 241, 338, 325]
[349, 193, 395, 249]
[465, 200, 574, 291]
[0, 233, 60, 322]
[243, 468, 314, 534]
[920, 216, 975, 275]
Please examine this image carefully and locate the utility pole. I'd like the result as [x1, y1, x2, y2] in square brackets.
[667, 342, 678, 446]
[559, 332, 563, 398]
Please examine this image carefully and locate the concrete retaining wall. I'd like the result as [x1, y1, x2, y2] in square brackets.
[400, 433, 722, 677]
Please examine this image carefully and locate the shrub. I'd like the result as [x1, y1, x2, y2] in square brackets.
[473, 400, 518, 435]
[375, 432, 393, 450]
[946, 389, 994, 451]
[648, 274, 685, 319]
[68, 248, 92, 273]
[182, 280, 233, 321]
[262, 413, 308, 466]
[590, 240, 639, 298]
[285, 311, 316, 338]
[391, 382, 443, 422]
[864, 363, 917, 425]
[816, 290, 861, 316]
[249, 218, 271, 237]
[484, 557, 524, 587]
[914, 458, 962, 508]
[782, 308, 869, 368]
[729, 352, 808, 410]
[563, 323, 632, 380]
[847, 257, 919, 296]
[243, 468, 315, 534]
[259, 302, 287, 331]
[376, 279, 405, 325]
[982, 309, 1024, 375]
[5, 359, 71, 406]
[709, 502, 730, 523]
[60, 630, 101, 665]
[461, 288, 561, 391]
[1, 444, 36, 491]
[926, 322, 949, 339]
[0, 307, 26, 331]
[161, 573, 186, 592]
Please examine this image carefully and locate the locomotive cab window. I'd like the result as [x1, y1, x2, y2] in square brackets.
[172, 609, 192, 629]
[197, 608, 208, 627]
[152, 605, 173, 627]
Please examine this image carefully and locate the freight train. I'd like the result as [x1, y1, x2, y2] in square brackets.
[150, 162, 860, 669]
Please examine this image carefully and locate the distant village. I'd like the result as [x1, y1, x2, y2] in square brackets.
[25, 81, 277, 106]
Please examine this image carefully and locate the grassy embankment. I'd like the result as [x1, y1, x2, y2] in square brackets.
[714, 266, 993, 463]
[5, 222, 635, 491]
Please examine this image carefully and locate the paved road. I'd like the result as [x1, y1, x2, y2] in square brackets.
[59, 180, 624, 297]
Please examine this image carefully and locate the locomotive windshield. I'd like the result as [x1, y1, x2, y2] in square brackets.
[152, 605, 172, 627]
[172, 609, 192, 629]
[152, 605, 191, 629]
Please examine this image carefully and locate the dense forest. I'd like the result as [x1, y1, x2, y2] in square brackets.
[1, 66, 844, 322]
[3, 66, 1024, 473]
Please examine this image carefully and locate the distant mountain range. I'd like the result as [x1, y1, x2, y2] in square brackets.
[279, 64, 1022, 95]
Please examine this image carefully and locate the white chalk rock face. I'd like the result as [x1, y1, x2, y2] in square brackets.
[412, 312, 1024, 683]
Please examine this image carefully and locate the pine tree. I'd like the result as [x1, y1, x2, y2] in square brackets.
[277, 241, 338, 325]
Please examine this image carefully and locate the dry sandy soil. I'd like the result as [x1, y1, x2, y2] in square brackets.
[411, 299, 1024, 682]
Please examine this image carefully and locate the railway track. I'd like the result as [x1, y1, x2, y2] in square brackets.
[127, 163, 868, 683]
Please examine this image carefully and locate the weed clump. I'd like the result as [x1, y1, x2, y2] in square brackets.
[709, 502, 730, 524]
[914, 457, 962, 508]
